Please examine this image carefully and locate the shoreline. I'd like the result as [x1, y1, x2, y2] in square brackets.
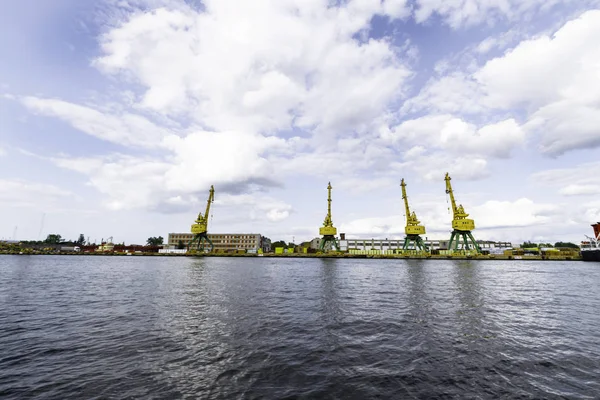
[0, 251, 582, 261]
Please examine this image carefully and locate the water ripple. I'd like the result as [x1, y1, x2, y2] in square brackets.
[1, 256, 600, 399]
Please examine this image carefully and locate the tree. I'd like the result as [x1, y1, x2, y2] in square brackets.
[177, 240, 185, 250]
[272, 240, 287, 249]
[554, 242, 580, 249]
[44, 234, 62, 244]
[146, 236, 164, 246]
[76, 234, 85, 245]
[521, 241, 538, 248]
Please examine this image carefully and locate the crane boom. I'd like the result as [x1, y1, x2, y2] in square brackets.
[204, 185, 215, 228]
[445, 173, 469, 219]
[401, 179, 425, 236]
[445, 173, 458, 217]
[189, 185, 216, 252]
[444, 172, 475, 231]
[400, 179, 411, 221]
[191, 185, 214, 235]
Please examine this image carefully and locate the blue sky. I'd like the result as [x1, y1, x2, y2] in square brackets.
[1, 0, 600, 245]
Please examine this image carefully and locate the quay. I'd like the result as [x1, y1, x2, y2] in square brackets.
[0, 250, 582, 261]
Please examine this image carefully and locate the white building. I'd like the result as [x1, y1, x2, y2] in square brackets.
[337, 237, 511, 252]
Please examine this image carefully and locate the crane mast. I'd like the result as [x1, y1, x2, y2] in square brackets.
[189, 185, 215, 253]
[444, 173, 480, 253]
[318, 182, 340, 251]
[400, 179, 427, 252]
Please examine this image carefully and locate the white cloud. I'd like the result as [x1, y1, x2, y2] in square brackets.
[336, 176, 399, 193]
[401, 73, 484, 115]
[162, 130, 284, 193]
[471, 198, 560, 229]
[12, 0, 420, 215]
[408, 154, 490, 181]
[339, 215, 405, 237]
[474, 11, 600, 110]
[387, 114, 525, 159]
[21, 97, 170, 148]
[381, 114, 524, 181]
[412, 0, 581, 29]
[0, 179, 73, 207]
[94, 1, 412, 135]
[559, 184, 600, 196]
[215, 193, 293, 222]
[532, 162, 600, 196]
[579, 200, 600, 225]
[382, 0, 411, 19]
[405, 9, 600, 155]
[47, 144, 293, 219]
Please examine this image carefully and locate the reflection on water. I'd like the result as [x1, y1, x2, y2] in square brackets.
[1, 256, 600, 399]
[451, 260, 489, 339]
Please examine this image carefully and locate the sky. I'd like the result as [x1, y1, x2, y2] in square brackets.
[1, 0, 600, 246]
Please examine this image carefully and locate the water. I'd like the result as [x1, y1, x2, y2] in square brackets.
[1, 256, 599, 399]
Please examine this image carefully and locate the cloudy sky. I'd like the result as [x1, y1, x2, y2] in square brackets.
[1, 0, 600, 245]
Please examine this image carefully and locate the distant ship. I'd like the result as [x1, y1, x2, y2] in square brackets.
[581, 222, 600, 262]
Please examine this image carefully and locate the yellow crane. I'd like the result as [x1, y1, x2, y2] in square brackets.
[400, 179, 428, 252]
[318, 182, 340, 251]
[444, 173, 480, 253]
[189, 185, 215, 252]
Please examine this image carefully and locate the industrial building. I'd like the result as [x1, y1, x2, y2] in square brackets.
[309, 235, 511, 253]
[168, 233, 271, 253]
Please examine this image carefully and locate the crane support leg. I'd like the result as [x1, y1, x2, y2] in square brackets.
[188, 233, 214, 253]
[448, 230, 480, 253]
[403, 235, 429, 251]
[449, 231, 457, 250]
[319, 235, 340, 252]
[466, 231, 480, 252]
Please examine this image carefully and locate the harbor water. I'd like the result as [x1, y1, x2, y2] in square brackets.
[1, 256, 599, 399]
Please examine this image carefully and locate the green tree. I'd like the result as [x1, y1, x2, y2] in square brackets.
[177, 240, 185, 250]
[146, 236, 164, 246]
[76, 234, 85, 245]
[272, 240, 287, 248]
[44, 234, 62, 244]
[554, 242, 580, 249]
[521, 241, 538, 248]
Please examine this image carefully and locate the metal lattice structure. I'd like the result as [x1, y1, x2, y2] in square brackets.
[189, 185, 215, 252]
[319, 182, 340, 252]
[444, 173, 480, 253]
[401, 179, 428, 252]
